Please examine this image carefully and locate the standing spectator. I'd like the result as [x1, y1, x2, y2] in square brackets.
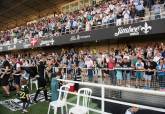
[116, 11, 123, 26]
[135, 57, 144, 88]
[85, 21, 92, 31]
[130, 5, 137, 23]
[116, 60, 123, 86]
[162, 46, 165, 58]
[108, 55, 116, 85]
[144, 58, 156, 89]
[85, 56, 94, 82]
[123, 7, 130, 24]
[152, 1, 161, 19]
[121, 57, 132, 87]
[33, 60, 48, 102]
[156, 59, 165, 91]
[73, 64, 81, 91]
[153, 52, 162, 64]
[135, 2, 145, 17]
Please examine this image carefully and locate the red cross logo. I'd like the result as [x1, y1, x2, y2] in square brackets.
[31, 38, 38, 46]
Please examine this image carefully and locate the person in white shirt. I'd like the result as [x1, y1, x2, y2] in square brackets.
[123, 8, 130, 25]
[153, 52, 161, 64]
[125, 107, 139, 114]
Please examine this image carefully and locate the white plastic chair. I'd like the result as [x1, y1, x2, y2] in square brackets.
[30, 77, 38, 90]
[69, 88, 92, 114]
[47, 85, 70, 114]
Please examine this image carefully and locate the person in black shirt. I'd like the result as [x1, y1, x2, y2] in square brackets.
[73, 64, 82, 91]
[121, 58, 131, 87]
[0, 60, 11, 97]
[144, 58, 157, 89]
[19, 83, 30, 113]
[13, 60, 22, 94]
[33, 60, 48, 102]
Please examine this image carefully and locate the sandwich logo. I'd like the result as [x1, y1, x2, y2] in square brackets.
[114, 22, 152, 36]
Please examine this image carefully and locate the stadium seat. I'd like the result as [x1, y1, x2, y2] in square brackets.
[47, 85, 70, 114]
[30, 77, 38, 90]
[69, 88, 92, 114]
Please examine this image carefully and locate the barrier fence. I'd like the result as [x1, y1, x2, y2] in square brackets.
[45, 66, 165, 91]
[57, 78, 165, 114]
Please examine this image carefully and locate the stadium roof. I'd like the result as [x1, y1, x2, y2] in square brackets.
[0, 0, 73, 30]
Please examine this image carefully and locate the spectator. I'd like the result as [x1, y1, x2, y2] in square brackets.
[144, 58, 156, 89]
[108, 55, 116, 85]
[125, 107, 139, 114]
[156, 59, 165, 91]
[121, 57, 131, 87]
[152, 1, 161, 19]
[135, 2, 145, 17]
[135, 57, 144, 88]
[123, 7, 131, 24]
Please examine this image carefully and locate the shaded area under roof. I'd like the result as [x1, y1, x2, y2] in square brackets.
[0, 0, 73, 30]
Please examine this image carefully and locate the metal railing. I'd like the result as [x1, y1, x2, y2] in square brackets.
[47, 66, 165, 91]
[57, 78, 165, 114]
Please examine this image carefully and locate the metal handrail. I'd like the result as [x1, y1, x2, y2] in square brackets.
[57, 78, 165, 113]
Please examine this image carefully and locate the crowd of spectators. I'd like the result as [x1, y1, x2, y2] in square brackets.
[0, 42, 165, 99]
[0, 0, 164, 45]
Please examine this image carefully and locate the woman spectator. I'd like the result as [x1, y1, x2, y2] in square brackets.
[116, 60, 123, 86]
